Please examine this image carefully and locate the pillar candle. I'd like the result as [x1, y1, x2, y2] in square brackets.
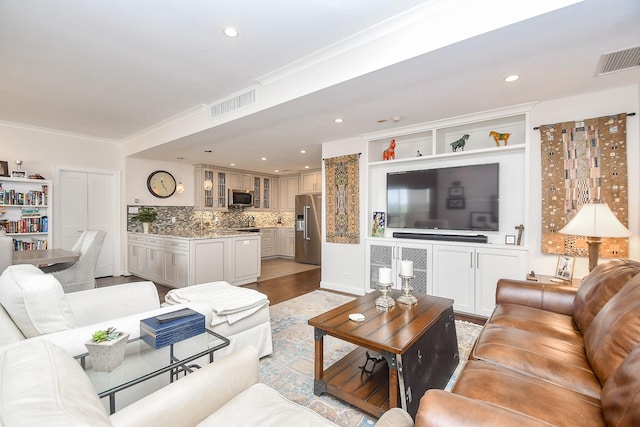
[379, 267, 392, 284]
[400, 260, 413, 276]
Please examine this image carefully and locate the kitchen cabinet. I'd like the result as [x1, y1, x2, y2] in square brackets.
[228, 235, 261, 284]
[190, 239, 225, 285]
[366, 239, 431, 295]
[261, 228, 276, 258]
[278, 175, 299, 210]
[253, 176, 272, 210]
[128, 233, 261, 287]
[228, 172, 253, 191]
[163, 239, 189, 287]
[276, 228, 295, 257]
[301, 170, 322, 193]
[432, 244, 527, 316]
[194, 165, 227, 210]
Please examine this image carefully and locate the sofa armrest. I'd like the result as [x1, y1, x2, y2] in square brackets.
[415, 390, 548, 427]
[110, 346, 259, 427]
[65, 281, 160, 326]
[495, 279, 577, 316]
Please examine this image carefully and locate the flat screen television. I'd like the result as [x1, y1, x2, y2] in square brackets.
[387, 163, 499, 231]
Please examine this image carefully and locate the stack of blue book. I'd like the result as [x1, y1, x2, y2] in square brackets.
[140, 308, 205, 349]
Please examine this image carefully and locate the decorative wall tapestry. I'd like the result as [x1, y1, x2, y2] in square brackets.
[325, 154, 360, 244]
[540, 113, 629, 258]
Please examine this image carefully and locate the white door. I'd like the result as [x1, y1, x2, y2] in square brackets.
[432, 245, 476, 314]
[58, 170, 116, 277]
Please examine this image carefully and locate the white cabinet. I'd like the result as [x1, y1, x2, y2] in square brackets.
[253, 176, 272, 210]
[194, 165, 227, 210]
[190, 239, 225, 284]
[143, 236, 164, 283]
[432, 245, 476, 314]
[276, 228, 295, 257]
[163, 239, 189, 287]
[228, 172, 253, 191]
[432, 244, 527, 316]
[278, 175, 299, 210]
[0, 177, 51, 251]
[261, 228, 276, 258]
[128, 233, 261, 287]
[228, 236, 261, 285]
[366, 239, 431, 295]
[301, 170, 322, 193]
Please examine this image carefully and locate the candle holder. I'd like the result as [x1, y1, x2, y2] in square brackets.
[397, 274, 417, 306]
[375, 281, 395, 310]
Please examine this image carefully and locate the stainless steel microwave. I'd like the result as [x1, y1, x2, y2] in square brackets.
[229, 189, 254, 207]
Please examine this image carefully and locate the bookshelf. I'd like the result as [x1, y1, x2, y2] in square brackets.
[0, 177, 51, 251]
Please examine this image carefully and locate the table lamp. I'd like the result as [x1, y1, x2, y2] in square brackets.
[559, 203, 632, 272]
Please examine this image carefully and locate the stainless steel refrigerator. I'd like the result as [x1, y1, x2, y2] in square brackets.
[295, 194, 322, 265]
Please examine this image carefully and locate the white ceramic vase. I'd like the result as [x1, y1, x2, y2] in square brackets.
[142, 222, 152, 234]
[85, 332, 130, 372]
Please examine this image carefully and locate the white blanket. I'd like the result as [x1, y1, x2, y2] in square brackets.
[165, 281, 269, 325]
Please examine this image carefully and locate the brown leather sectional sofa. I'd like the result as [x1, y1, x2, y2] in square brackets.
[415, 259, 640, 426]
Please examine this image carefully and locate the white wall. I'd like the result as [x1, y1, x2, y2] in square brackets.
[125, 157, 194, 207]
[528, 84, 640, 279]
[320, 137, 368, 295]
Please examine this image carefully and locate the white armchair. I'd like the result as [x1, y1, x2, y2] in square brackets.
[45, 230, 106, 293]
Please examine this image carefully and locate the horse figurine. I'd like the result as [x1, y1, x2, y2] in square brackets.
[489, 131, 510, 146]
[383, 139, 396, 160]
[450, 134, 469, 152]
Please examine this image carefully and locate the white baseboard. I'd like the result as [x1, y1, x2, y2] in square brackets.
[320, 280, 365, 296]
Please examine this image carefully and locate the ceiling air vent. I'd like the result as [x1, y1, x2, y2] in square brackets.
[596, 46, 640, 75]
[211, 90, 256, 117]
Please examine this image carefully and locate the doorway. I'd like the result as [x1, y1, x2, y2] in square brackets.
[54, 168, 120, 277]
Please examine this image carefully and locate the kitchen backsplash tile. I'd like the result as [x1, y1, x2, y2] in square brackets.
[127, 206, 295, 234]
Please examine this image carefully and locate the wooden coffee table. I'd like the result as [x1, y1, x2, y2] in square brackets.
[308, 290, 458, 419]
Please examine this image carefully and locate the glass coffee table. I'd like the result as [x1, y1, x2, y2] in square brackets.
[75, 329, 229, 414]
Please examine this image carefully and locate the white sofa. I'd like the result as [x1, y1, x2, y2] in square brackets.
[0, 264, 273, 410]
[0, 341, 414, 427]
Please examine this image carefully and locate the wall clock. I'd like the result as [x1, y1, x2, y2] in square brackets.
[147, 170, 177, 198]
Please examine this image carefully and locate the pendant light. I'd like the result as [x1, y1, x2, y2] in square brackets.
[176, 157, 185, 194]
[203, 150, 213, 191]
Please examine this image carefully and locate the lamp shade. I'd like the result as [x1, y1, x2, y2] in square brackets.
[559, 203, 631, 238]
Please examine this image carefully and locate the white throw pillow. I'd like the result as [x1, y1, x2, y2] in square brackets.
[0, 265, 76, 338]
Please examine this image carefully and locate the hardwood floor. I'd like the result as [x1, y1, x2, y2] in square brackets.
[96, 260, 320, 306]
[97, 265, 483, 324]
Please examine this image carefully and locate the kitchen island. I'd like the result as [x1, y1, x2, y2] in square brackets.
[127, 230, 261, 287]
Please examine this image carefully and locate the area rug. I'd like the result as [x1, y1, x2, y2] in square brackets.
[259, 290, 482, 426]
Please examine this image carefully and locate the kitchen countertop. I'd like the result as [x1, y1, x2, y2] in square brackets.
[129, 226, 294, 241]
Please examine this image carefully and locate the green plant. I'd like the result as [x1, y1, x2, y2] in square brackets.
[91, 327, 121, 343]
[133, 206, 157, 223]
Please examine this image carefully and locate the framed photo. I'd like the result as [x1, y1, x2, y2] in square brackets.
[505, 235, 516, 245]
[0, 161, 8, 177]
[448, 186, 464, 197]
[446, 197, 465, 209]
[555, 255, 575, 281]
[371, 211, 386, 237]
[11, 170, 27, 178]
[470, 212, 491, 229]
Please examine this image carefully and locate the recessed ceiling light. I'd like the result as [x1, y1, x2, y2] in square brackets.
[274, 169, 279, 173]
[230, 163, 236, 166]
[334, 118, 343, 123]
[300, 150, 306, 154]
[261, 157, 267, 161]
[504, 74, 520, 82]
[223, 27, 238, 38]
[304, 165, 310, 169]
